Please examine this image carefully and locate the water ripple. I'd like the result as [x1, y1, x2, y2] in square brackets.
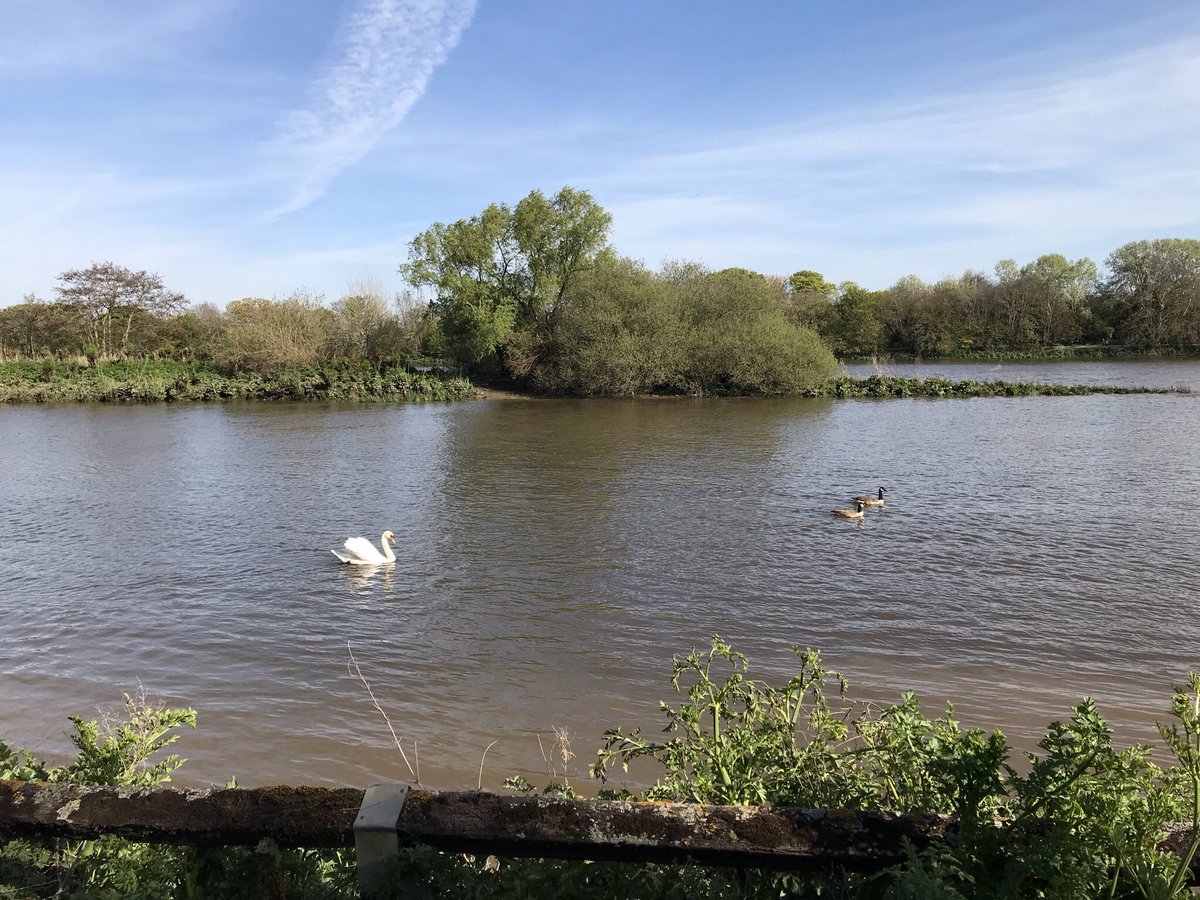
[1, 378, 1199, 788]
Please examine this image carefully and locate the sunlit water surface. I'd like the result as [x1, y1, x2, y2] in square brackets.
[2, 360, 1198, 789]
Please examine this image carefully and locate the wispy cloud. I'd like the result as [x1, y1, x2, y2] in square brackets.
[609, 37, 1200, 183]
[264, 0, 477, 217]
[594, 36, 1200, 281]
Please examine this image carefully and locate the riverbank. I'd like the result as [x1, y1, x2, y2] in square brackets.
[0, 360, 476, 403]
[0, 359, 1190, 404]
[7, 640, 1200, 898]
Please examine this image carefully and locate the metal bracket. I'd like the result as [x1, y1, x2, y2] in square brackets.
[354, 783, 410, 896]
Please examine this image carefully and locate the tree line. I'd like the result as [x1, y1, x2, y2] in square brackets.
[2, 188, 1198, 396]
[800, 239, 1200, 357]
[0, 266, 433, 373]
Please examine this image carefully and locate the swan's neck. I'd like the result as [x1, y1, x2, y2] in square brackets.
[380, 534, 396, 561]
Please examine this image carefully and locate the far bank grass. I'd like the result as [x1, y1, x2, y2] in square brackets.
[0, 360, 476, 403]
[0, 360, 1189, 404]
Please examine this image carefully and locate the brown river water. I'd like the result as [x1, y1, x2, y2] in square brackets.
[1, 360, 1199, 791]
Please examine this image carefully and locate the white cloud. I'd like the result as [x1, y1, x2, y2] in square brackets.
[603, 39, 1199, 186]
[589, 37, 1200, 283]
[262, 0, 478, 217]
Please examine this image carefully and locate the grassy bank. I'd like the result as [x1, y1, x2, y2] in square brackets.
[0, 360, 476, 403]
[1, 361, 1189, 404]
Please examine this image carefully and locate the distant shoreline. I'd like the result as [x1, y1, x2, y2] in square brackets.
[2, 359, 1189, 405]
[838, 345, 1200, 364]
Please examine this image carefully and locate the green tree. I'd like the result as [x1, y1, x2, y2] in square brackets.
[677, 267, 836, 394]
[659, 259, 710, 285]
[1102, 239, 1200, 349]
[400, 202, 523, 372]
[164, 302, 226, 361]
[1024, 253, 1097, 345]
[0, 295, 84, 358]
[993, 254, 1096, 347]
[535, 254, 681, 396]
[926, 271, 991, 353]
[824, 282, 883, 357]
[992, 258, 1040, 347]
[787, 269, 836, 296]
[878, 275, 928, 354]
[786, 269, 836, 333]
[399, 187, 611, 377]
[512, 187, 613, 327]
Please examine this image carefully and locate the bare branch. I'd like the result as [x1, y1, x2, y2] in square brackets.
[346, 642, 419, 784]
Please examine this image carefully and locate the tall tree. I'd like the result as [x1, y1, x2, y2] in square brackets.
[786, 269, 837, 333]
[992, 259, 1040, 347]
[513, 187, 612, 327]
[1102, 239, 1200, 349]
[400, 202, 523, 370]
[824, 282, 883, 357]
[400, 187, 611, 377]
[54, 261, 185, 357]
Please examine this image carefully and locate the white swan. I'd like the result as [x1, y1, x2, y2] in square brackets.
[332, 530, 397, 565]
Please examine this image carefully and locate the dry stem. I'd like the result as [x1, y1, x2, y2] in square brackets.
[478, 740, 499, 790]
[346, 642, 420, 784]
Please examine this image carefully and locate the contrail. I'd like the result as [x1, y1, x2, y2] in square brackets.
[267, 0, 477, 217]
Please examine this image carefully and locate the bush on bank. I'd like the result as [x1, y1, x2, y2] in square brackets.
[5, 639, 1200, 898]
[534, 260, 838, 396]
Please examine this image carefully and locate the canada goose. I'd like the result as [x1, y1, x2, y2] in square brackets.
[853, 487, 887, 507]
[833, 500, 866, 520]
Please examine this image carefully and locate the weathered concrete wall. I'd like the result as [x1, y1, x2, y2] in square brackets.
[0, 780, 953, 869]
[3, 780, 1198, 881]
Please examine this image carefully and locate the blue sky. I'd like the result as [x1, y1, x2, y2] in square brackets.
[2, 1, 1197, 307]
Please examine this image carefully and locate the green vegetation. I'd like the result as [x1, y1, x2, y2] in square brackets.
[3, 363, 1182, 405]
[0, 360, 474, 403]
[533, 259, 837, 396]
[2, 195, 1198, 399]
[7, 641, 1200, 897]
[1, 694, 355, 898]
[809, 375, 1187, 398]
[400, 190, 838, 394]
[1, 361, 1186, 404]
[816, 241, 1200, 358]
[0, 269, 436, 376]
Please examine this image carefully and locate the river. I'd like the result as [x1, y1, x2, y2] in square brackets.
[1, 360, 1198, 790]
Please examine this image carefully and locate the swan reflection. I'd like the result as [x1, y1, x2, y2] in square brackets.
[340, 562, 397, 592]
